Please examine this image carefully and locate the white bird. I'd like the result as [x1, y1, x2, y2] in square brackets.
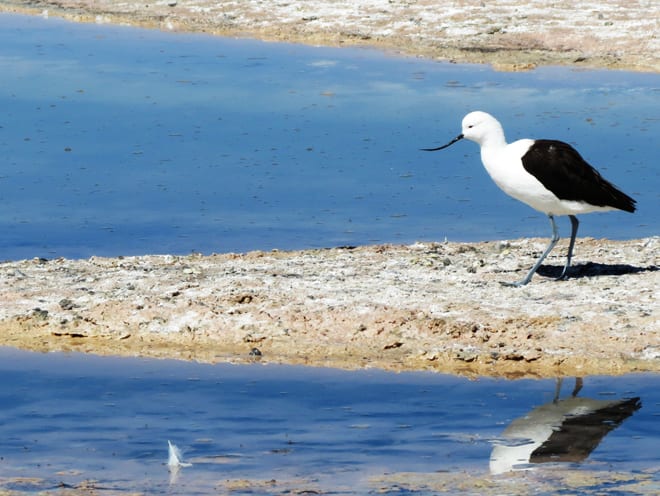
[423, 111, 636, 286]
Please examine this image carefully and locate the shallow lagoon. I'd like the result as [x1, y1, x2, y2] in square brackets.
[0, 348, 657, 494]
[0, 14, 658, 260]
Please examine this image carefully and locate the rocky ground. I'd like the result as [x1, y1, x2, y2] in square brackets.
[1, 238, 658, 378]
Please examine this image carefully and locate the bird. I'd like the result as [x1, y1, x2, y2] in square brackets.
[422, 111, 637, 286]
[489, 377, 641, 474]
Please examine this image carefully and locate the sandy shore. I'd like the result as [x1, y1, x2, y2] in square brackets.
[0, 1, 657, 379]
[0, 0, 659, 72]
[1, 238, 658, 378]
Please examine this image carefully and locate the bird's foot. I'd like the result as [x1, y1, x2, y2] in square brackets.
[499, 279, 529, 288]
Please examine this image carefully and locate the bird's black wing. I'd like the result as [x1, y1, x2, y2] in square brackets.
[530, 397, 641, 463]
[521, 140, 636, 212]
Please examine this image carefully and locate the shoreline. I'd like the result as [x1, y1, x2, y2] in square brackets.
[0, 0, 658, 72]
[2, 238, 658, 378]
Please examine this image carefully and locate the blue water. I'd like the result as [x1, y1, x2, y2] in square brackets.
[0, 348, 657, 494]
[0, 14, 658, 260]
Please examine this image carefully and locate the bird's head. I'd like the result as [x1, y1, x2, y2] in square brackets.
[461, 111, 504, 145]
[422, 111, 504, 151]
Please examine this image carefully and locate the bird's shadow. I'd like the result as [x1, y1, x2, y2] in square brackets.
[537, 262, 657, 280]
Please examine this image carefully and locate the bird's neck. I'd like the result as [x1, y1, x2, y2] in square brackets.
[480, 130, 507, 150]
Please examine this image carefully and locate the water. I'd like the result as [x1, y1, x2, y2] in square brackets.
[0, 13, 658, 260]
[0, 348, 657, 494]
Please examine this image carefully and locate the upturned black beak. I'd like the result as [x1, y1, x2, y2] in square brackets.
[421, 134, 464, 151]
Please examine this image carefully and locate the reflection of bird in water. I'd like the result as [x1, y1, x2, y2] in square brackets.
[490, 378, 641, 474]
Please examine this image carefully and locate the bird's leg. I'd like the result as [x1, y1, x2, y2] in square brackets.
[502, 214, 560, 287]
[571, 377, 583, 397]
[557, 215, 579, 280]
[553, 377, 563, 403]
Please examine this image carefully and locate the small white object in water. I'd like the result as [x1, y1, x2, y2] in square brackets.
[167, 440, 193, 469]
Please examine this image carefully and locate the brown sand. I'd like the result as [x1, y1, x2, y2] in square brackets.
[1, 238, 658, 378]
